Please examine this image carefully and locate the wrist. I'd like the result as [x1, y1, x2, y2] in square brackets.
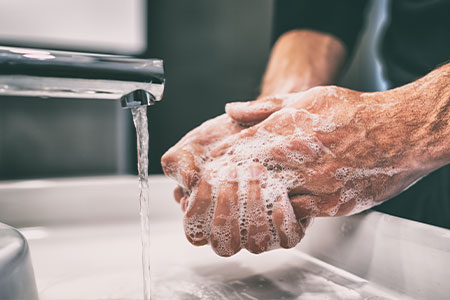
[398, 63, 450, 171]
[424, 64, 450, 167]
[354, 64, 450, 176]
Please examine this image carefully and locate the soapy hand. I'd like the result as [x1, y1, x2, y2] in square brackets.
[161, 99, 312, 256]
[161, 30, 349, 256]
[161, 95, 311, 256]
[161, 113, 244, 210]
[224, 86, 424, 221]
[163, 83, 437, 257]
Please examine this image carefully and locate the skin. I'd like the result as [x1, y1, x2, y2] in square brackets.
[161, 29, 450, 257]
[163, 30, 345, 211]
[260, 30, 346, 97]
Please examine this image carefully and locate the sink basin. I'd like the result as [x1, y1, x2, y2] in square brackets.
[0, 222, 38, 300]
[18, 220, 400, 300]
[1, 176, 449, 299]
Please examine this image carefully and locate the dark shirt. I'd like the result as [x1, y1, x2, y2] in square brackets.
[273, 0, 450, 228]
[273, 0, 450, 87]
[383, 0, 450, 87]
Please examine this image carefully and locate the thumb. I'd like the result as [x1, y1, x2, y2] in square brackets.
[225, 96, 284, 125]
[289, 194, 321, 222]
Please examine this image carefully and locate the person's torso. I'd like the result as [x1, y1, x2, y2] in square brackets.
[382, 0, 450, 87]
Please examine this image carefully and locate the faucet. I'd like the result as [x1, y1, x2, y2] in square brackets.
[0, 46, 164, 108]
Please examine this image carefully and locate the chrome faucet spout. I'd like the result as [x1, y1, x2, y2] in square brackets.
[0, 46, 165, 108]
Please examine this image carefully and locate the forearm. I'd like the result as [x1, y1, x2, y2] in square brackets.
[415, 63, 450, 169]
[260, 30, 347, 97]
[367, 63, 450, 173]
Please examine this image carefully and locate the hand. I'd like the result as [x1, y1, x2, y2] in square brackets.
[224, 86, 429, 218]
[160, 98, 313, 257]
[161, 95, 315, 214]
[161, 114, 244, 210]
[161, 98, 310, 256]
[182, 84, 437, 256]
[162, 29, 346, 211]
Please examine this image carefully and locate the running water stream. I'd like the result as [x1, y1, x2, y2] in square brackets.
[131, 106, 151, 300]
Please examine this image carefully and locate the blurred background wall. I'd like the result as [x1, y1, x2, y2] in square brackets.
[0, 0, 387, 179]
[144, 0, 274, 173]
[0, 0, 146, 179]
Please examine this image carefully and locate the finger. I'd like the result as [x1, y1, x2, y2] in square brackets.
[272, 194, 303, 249]
[184, 177, 214, 246]
[316, 194, 342, 217]
[180, 195, 189, 212]
[173, 186, 185, 203]
[244, 165, 272, 254]
[209, 141, 232, 158]
[161, 147, 200, 190]
[299, 217, 312, 229]
[289, 194, 321, 221]
[225, 96, 284, 125]
[210, 168, 241, 257]
[335, 198, 356, 216]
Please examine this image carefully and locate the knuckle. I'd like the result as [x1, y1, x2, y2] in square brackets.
[210, 233, 241, 257]
[246, 244, 265, 254]
[185, 233, 208, 246]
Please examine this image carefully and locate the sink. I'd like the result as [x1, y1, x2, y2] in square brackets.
[0, 222, 38, 300]
[0, 176, 449, 299]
